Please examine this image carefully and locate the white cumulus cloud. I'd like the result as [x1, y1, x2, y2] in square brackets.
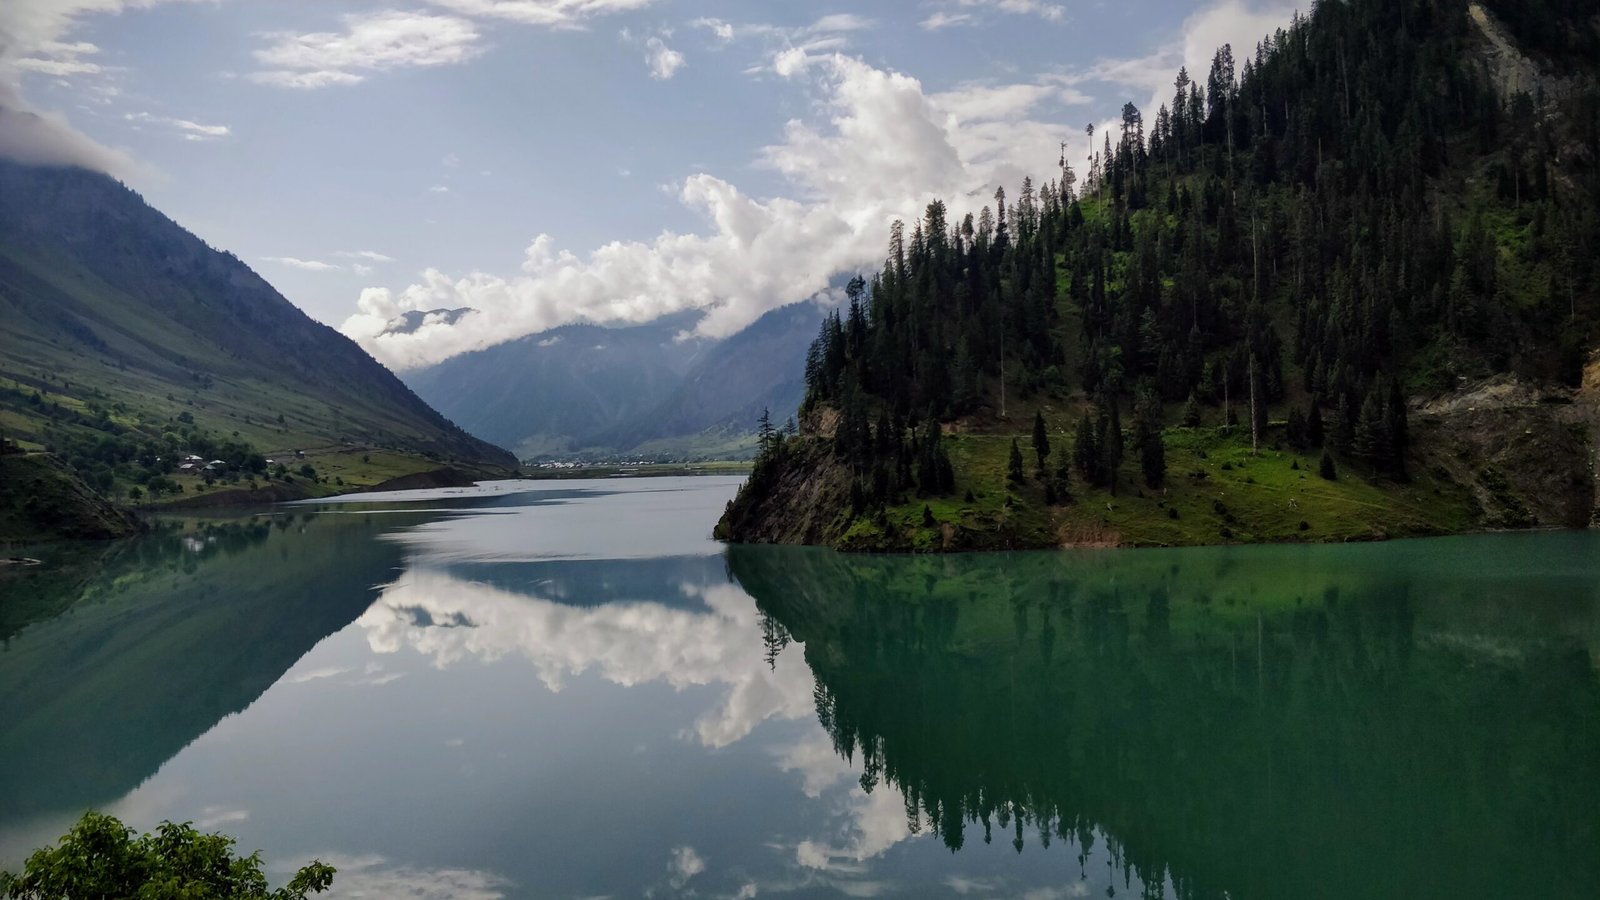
[340, 0, 1299, 372]
[1082, 0, 1300, 116]
[668, 846, 705, 888]
[644, 35, 684, 79]
[341, 50, 1079, 370]
[356, 569, 818, 749]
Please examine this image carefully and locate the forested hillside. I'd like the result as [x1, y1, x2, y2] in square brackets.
[0, 161, 515, 519]
[720, 0, 1600, 551]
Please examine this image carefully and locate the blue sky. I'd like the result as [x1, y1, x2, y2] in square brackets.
[0, 0, 1297, 370]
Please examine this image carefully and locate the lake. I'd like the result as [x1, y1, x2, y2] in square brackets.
[2, 476, 1598, 899]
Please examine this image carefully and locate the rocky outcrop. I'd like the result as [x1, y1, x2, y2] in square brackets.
[1467, 3, 1575, 101]
[1412, 374, 1596, 529]
[714, 442, 853, 546]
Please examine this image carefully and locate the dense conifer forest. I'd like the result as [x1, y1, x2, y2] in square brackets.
[721, 0, 1600, 550]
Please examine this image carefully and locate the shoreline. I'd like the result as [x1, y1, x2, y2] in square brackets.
[723, 521, 1586, 556]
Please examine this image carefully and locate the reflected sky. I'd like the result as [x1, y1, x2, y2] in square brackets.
[2, 477, 1597, 899]
[2, 477, 1119, 899]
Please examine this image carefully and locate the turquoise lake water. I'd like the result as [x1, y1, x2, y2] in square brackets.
[2, 476, 1597, 898]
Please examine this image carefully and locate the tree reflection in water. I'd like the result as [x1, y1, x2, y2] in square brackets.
[731, 540, 1600, 900]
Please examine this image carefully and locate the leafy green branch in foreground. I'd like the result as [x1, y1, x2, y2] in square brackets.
[0, 812, 333, 900]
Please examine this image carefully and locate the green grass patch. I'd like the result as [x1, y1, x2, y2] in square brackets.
[849, 424, 1474, 551]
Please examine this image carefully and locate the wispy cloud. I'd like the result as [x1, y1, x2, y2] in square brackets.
[296, 854, 511, 900]
[192, 806, 251, 829]
[0, 1, 215, 178]
[286, 665, 351, 683]
[13, 40, 103, 76]
[261, 256, 341, 272]
[124, 111, 230, 141]
[921, 0, 1066, 29]
[689, 17, 733, 41]
[920, 12, 975, 30]
[688, 13, 872, 51]
[250, 11, 483, 89]
[958, 0, 1066, 23]
[335, 250, 396, 262]
[428, 0, 657, 29]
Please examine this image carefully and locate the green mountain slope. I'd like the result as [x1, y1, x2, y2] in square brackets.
[720, 0, 1600, 551]
[0, 161, 515, 511]
[0, 453, 141, 543]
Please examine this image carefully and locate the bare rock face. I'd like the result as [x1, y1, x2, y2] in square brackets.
[715, 441, 852, 546]
[1466, 3, 1598, 185]
[1467, 4, 1569, 101]
[1412, 373, 1596, 530]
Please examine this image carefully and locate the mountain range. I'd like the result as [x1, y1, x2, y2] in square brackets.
[401, 301, 823, 461]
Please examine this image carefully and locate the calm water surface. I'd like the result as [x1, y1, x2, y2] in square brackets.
[1, 476, 1598, 899]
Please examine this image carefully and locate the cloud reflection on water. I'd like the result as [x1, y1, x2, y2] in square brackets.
[353, 560, 927, 885]
[357, 569, 816, 749]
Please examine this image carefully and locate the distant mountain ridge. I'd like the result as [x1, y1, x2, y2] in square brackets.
[403, 302, 824, 460]
[383, 307, 473, 336]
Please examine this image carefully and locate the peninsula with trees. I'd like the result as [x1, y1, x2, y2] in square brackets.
[718, 0, 1600, 551]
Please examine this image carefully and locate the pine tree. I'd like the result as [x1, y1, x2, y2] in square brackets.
[1134, 390, 1166, 489]
[756, 408, 777, 461]
[1008, 438, 1026, 485]
[1074, 411, 1102, 486]
[1286, 407, 1309, 450]
[1054, 451, 1074, 504]
[1181, 392, 1202, 427]
[1031, 411, 1050, 470]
